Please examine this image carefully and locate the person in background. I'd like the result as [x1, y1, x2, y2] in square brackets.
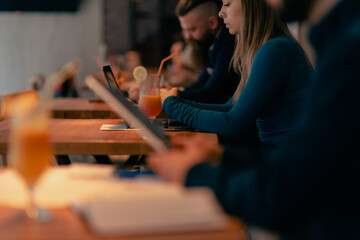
[160, 0, 312, 147]
[127, 0, 239, 104]
[175, 0, 239, 104]
[167, 40, 208, 88]
[86, 50, 122, 91]
[129, 38, 209, 101]
[54, 60, 81, 98]
[149, 0, 360, 239]
[40, 59, 82, 99]
[27, 74, 46, 92]
[106, 51, 122, 80]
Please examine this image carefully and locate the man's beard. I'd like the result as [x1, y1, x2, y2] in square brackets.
[188, 29, 215, 54]
[279, 0, 316, 22]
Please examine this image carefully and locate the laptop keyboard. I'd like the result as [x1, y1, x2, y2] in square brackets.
[149, 118, 193, 130]
[149, 118, 170, 128]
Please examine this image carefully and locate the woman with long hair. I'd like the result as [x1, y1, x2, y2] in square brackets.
[160, 0, 312, 147]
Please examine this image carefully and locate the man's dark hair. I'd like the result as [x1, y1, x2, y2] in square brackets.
[175, 0, 222, 16]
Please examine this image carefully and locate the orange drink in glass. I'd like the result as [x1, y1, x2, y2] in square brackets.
[138, 74, 163, 118]
[9, 96, 53, 220]
[12, 129, 53, 187]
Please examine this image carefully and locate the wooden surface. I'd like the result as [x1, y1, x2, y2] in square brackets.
[49, 98, 118, 119]
[0, 119, 218, 155]
[0, 207, 244, 240]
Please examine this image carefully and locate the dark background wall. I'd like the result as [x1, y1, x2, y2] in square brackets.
[104, 0, 181, 67]
[0, 0, 80, 12]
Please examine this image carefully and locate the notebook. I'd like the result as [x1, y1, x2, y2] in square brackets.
[85, 76, 171, 152]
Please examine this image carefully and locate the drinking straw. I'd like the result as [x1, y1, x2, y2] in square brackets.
[152, 52, 179, 93]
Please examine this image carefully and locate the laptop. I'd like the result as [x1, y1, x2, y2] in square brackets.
[88, 64, 121, 103]
[102, 65, 123, 94]
[85, 76, 171, 152]
[101, 65, 192, 130]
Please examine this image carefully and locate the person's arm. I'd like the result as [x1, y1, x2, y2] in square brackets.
[178, 45, 238, 103]
[163, 39, 292, 137]
[160, 89, 232, 111]
[175, 97, 233, 111]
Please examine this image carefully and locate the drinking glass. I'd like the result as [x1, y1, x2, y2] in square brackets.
[138, 74, 163, 118]
[9, 96, 53, 221]
[0, 95, 4, 120]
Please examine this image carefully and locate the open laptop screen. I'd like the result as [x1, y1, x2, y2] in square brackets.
[102, 65, 122, 93]
[85, 77, 171, 152]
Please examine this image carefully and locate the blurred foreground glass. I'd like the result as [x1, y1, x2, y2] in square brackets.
[9, 95, 53, 221]
[138, 74, 163, 118]
[0, 90, 39, 121]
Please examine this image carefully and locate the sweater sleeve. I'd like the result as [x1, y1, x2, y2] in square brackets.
[163, 39, 293, 137]
[174, 97, 233, 111]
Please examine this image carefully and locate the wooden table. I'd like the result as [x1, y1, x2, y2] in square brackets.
[0, 207, 244, 240]
[49, 98, 118, 119]
[0, 119, 218, 155]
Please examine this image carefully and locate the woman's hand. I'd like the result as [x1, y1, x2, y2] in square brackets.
[160, 88, 178, 105]
[147, 135, 224, 183]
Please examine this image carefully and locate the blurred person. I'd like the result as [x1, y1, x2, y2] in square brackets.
[128, 38, 209, 102]
[170, 40, 185, 60]
[160, 0, 312, 147]
[124, 51, 141, 73]
[27, 74, 46, 91]
[181, 40, 208, 76]
[118, 51, 142, 83]
[86, 50, 135, 96]
[167, 40, 208, 87]
[89, 50, 122, 85]
[149, 0, 360, 239]
[106, 50, 122, 80]
[167, 41, 187, 87]
[49, 60, 81, 98]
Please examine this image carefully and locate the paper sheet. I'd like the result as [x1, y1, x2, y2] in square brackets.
[100, 124, 139, 131]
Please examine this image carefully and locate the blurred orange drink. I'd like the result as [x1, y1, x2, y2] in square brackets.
[138, 95, 162, 118]
[138, 74, 164, 118]
[8, 95, 53, 220]
[12, 129, 52, 186]
[9, 95, 53, 187]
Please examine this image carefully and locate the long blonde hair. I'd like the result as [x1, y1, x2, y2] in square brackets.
[232, 0, 295, 103]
